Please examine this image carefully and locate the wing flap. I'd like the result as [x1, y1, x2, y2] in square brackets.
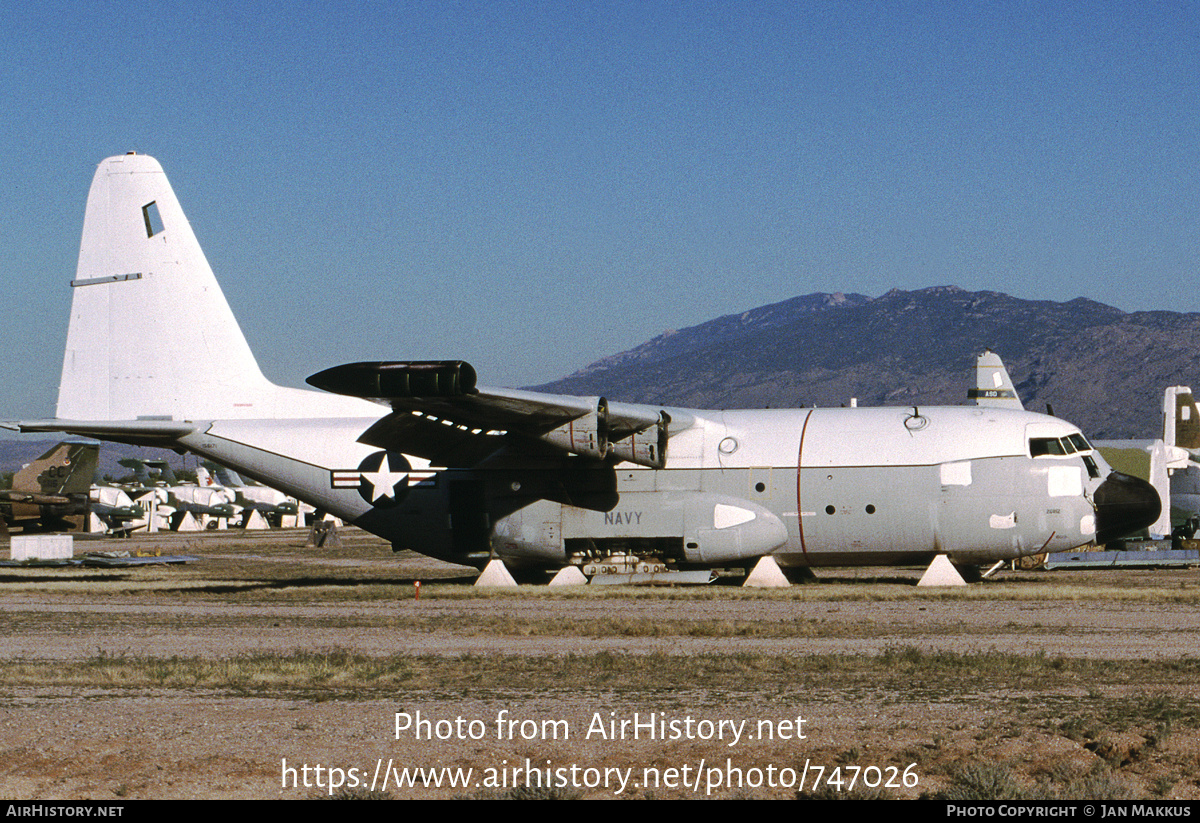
[356, 411, 509, 467]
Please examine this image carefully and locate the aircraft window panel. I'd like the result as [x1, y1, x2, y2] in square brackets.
[142, 201, 164, 237]
[1067, 434, 1091, 453]
[1030, 437, 1067, 457]
[1060, 437, 1077, 454]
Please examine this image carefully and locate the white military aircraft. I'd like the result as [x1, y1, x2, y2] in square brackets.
[1095, 386, 1200, 538]
[6, 153, 1160, 574]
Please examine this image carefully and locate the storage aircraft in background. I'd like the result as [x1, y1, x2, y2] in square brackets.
[1161, 387, 1200, 522]
[0, 441, 96, 532]
[1094, 386, 1200, 537]
[5, 154, 1161, 576]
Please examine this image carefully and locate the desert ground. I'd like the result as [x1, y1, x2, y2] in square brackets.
[1, 528, 1198, 800]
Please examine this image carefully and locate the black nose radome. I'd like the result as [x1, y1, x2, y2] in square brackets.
[1094, 471, 1162, 544]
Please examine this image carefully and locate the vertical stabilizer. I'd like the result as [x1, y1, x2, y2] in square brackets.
[968, 350, 1024, 410]
[12, 442, 98, 497]
[58, 153, 276, 420]
[56, 153, 377, 422]
[1164, 386, 1200, 450]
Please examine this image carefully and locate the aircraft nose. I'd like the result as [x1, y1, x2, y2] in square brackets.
[1094, 471, 1162, 544]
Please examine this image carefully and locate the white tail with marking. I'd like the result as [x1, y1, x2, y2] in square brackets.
[57, 153, 375, 422]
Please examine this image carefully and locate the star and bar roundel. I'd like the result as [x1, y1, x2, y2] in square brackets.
[330, 451, 435, 507]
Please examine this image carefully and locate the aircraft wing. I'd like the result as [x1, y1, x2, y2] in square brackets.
[307, 361, 691, 468]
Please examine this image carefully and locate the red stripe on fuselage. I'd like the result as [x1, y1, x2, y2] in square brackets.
[796, 409, 814, 563]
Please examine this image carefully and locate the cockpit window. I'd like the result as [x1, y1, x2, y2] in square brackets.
[1030, 437, 1066, 457]
[1030, 433, 1094, 458]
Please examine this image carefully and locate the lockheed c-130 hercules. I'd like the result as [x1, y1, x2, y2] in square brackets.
[5, 153, 1160, 578]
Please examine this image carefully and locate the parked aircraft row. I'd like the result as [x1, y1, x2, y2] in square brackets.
[3, 153, 1161, 577]
[1, 441, 304, 536]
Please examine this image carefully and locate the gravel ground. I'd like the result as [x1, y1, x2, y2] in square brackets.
[2, 528, 1199, 800]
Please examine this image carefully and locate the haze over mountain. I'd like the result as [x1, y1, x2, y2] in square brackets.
[536, 286, 1200, 440]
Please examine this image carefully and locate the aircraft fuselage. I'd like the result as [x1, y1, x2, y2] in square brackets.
[161, 403, 1125, 569]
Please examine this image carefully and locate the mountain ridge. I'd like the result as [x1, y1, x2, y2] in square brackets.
[534, 286, 1200, 439]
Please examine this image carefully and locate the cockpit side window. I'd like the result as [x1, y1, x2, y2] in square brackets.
[1030, 433, 1095, 459]
[1067, 433, 1092, 452]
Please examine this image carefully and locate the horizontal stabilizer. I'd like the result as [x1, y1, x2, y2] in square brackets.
[10, 418, 199, 448]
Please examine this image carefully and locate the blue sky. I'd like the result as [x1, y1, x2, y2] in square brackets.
[2, 1, 1198, 419]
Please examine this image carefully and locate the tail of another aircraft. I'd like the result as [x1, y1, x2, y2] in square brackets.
[116, 458, 180, 487]
[56, 153, 376, 423]
[1163, 386, 1200, 451]
[11, 441, 98, 497]
[968, 350, 1023, 410]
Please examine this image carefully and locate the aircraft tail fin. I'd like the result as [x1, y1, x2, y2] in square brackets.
[1148, 440, 1175, 538]
[144, 459, 179, 486]
[12, 441, 99, 497]
[1163, 386, 1200, 451]
[968, 350, 1024, 410]
[56, 153, 377, 423]
[204, 461, 246, 487]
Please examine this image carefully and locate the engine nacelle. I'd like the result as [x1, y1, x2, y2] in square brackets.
[542, 409, 608, 460]
[609, 412, 668, 469]
[538, 400, 670, 469]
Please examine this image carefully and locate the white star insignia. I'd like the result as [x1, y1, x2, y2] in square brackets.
[361, 458, 408, 502]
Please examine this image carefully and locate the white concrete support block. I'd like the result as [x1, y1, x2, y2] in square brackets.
[743, 555, 791, 588]
[918, 554, 968, 587]
[475, 559, 518, 587]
